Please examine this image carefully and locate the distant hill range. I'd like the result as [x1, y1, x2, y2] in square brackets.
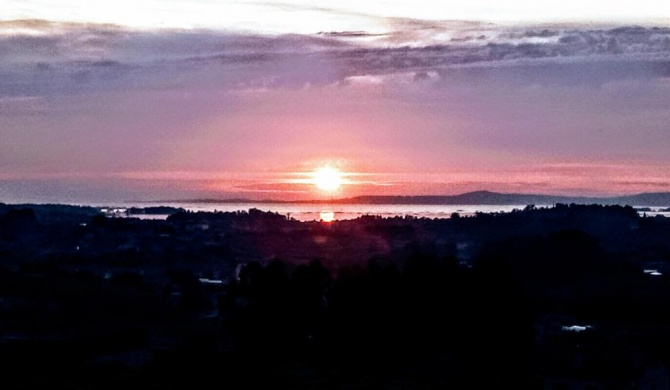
[331, 191, 670, 206]
[167, 191, 670, 207]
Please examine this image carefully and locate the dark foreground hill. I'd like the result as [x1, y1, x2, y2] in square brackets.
[1, 203, 670, 388]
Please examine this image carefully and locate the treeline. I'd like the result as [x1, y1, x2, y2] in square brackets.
[216, 252, 533, 388]
[209, 227, 670, 388]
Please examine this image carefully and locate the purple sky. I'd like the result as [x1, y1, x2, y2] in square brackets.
[2, 4, 670, 203]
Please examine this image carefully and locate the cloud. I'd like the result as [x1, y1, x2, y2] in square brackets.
[317, 31, 386, 38]
[4, 20, 670, 101]
[0, 22, 367, 99]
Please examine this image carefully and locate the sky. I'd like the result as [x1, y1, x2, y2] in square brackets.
[2, 1, 670, 203]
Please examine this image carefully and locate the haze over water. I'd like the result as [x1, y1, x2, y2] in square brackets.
[116, 203, 530, 221]
[99, 202, 670, 222]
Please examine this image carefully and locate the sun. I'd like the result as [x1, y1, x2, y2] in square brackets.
[312, 166, 344, 192]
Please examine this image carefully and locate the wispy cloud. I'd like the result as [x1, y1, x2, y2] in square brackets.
[4, 20, 670, 100]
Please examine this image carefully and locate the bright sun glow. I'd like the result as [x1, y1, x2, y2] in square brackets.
[319, 209, 335, 222]
[312, 166, 344, 192]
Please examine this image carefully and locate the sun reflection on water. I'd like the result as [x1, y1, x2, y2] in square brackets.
[319, 209, 335, 222]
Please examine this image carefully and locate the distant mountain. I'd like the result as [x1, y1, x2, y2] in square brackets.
[331, 191, 598, 205]
[610, 192, 670, 207]
[151, 191, 670, 207]
[334, 191, 670, 206]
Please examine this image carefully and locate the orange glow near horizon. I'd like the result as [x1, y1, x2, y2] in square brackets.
[279, 163, 362, 197]
[194, 159, 670, 201]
